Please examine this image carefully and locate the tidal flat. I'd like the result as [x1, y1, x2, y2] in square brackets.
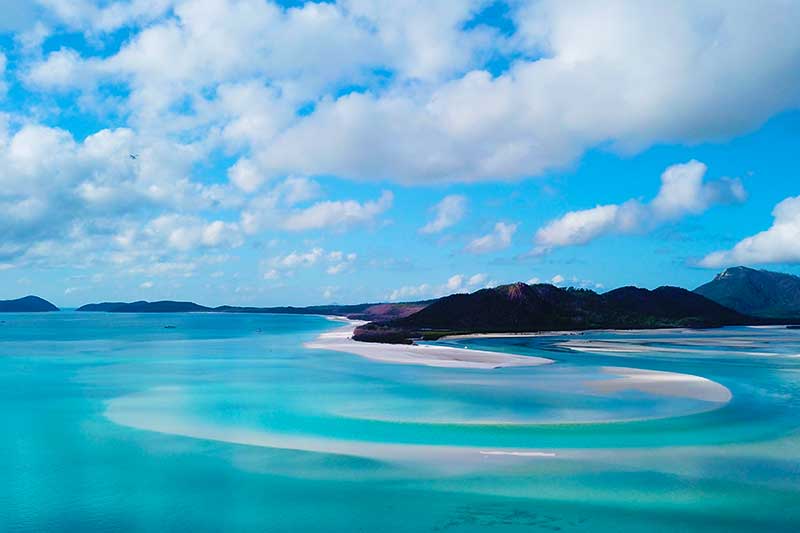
[2, 313, 799, 532]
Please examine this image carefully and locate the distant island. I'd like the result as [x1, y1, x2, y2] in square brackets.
[353, 282, 795, 344]
[78, 301, 211, 313]
[0, 296, 59, 312]
[8, 266, 800, 339]
[694, 266, 800, 318]
[76, 300, 430, 321]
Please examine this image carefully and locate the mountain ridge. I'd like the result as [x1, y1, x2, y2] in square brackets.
[694, 266, 800, 318]
[353, 281, 781, 344]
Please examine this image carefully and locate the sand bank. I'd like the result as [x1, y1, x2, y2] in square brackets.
[560, 338, 781, 357]
[105, 388, 558, 471]
[588, 366, 732, 403]
[305, 321, 553, 369]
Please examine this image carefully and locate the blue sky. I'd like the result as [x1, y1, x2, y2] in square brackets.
[1, 1, 799, 307]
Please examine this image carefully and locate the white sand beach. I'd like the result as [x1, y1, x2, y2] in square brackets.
[307, 322, 732, 403]
[305, 321, 553, 369]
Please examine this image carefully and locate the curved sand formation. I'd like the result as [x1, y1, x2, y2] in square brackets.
[305, 320, 553, 369]
[104, 323, 732, 467]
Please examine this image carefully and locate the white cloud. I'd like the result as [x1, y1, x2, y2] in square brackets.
[467, 273, 487, 286]
[25, 49, 83, 90]
[650, 161, 747, 220]
[387, 283, 431, 302]
[420, 194, 467, 234]
[140, 215, 243, 252]
[388, 271, 490, 301]
[255, 2, 800, 183]
[465, 222, 517, 254]
[2, 0, 799, 291]
[548, 274, 604, 290]
[139, 280, 154, 289]
[20, 1, 800, 185]
[0, 122, 246, 268]
[271, 248, 325, 269]
[700, 195, 800, 267]
[325, 251, 357, 275]
[534, 160, 746, 252]
[535, 204, 621, 249]
[274, 176, 322, 207]
[228, 158, 266, 193]
[280, 191, 393, 232]
[267, 248, 357, 276]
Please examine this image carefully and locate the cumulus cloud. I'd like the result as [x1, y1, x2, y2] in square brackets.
[699, 195, 800, 267]
[266, 247, 357, 277]
[650, 162, 747, 219]
[465, 222, 517, 254]
[24, 0, 487, 128]
[19, 1, 800, 185]
[0, 122, 236, 265]
[387, 283, 431, 302]
[280, 191, 393, 232]
[325, 250, 358, 275]
[388, 272, 491, 301]
[534, 161, 746, 253]
[420, 194, 467, 234]
[255, 1, 800, 183]
[140, 215, 243, 252]
[535, 205, 621, 249]
[3, 0, 800, 292]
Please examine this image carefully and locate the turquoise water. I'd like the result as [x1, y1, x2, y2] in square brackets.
[2, 313, 799, 532]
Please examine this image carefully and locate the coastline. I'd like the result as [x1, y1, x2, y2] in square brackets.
[307, 319, 731, 403]
[305, 319, 553, 369]
[437, 327, 731, 341]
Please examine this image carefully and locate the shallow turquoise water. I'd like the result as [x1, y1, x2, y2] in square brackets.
[2, 313, 799, 532]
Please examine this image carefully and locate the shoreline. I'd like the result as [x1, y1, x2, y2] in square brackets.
[439, 324, 800, 342]
[308, 319, 731, 403]
[305, 320, 553, 369]
[438, 326, 733, 341]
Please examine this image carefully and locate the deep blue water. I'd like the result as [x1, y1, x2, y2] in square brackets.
[2, 313, 799, 532]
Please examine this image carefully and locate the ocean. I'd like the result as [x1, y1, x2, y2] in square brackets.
[2, 312, 799, 532]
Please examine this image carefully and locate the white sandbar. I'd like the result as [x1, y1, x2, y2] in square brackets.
[587, 366, 732, 403]
[305, 321, 553, 369]
[105, 389, 558, 471]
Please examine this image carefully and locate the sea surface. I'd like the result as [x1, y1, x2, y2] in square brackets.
[2, 312, 799, 532]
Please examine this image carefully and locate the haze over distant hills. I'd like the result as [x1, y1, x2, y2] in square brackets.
[694, 266, 800, 318]
[0, 296, 59, 312]
[353, 282, 768, 344]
